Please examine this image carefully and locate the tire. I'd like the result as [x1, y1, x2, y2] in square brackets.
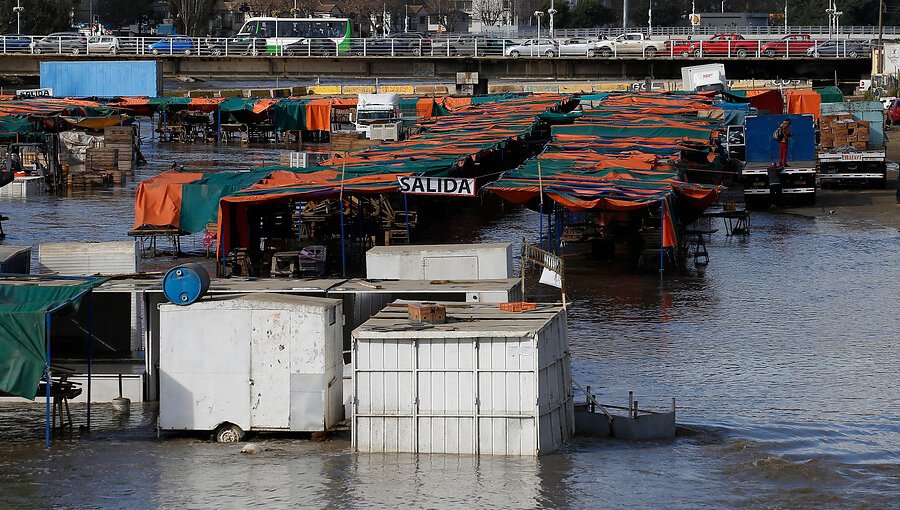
[599, 47, 611, 57]
[184, 49, 191, 56]
[680, 51, 689, 57]
[250, 49, 259, 57]
[736, 48, 747, 58]
[214, 423, 245, 443]
[411, 48, 421, 56]
[587, 48, 596, 58]
[110, 47, 118, 55]
[33, 48, 41, 54]
[71, 48, 80, 55]
[212, 48, 222, 56]
[764, 48, 776, 57]
[849, 51, 858, 58]
[645, 47, 657, 57]
[545, 50, 556, 57]
[693, 48, 703, 58]
[152, 49, 159, 55]
[509, 50, 520, 58]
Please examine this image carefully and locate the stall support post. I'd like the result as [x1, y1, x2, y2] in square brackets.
[339, 160, 347, 277]
[44, 313, 52, 449]
[404, 193, 410, 243]
[538, 162, 544, 251]
[659, 201, 665, 276]
[217, 109, 222, 145]
[86, 291, 93, 430]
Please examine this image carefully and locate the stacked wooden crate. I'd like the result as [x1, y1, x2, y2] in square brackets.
[103, 126, 135, 174]
[328, 132, 379, 152]
[820, 114, 870, 150]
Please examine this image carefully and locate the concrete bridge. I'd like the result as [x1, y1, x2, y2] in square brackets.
[0, 54, 871, 82]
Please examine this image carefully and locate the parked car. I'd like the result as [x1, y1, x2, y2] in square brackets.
[209, 35, 267, 56]
[349, 34, 431, 56]
[505, 39, 559, 58]
[0, 34, 33, 52]
[595, 33, 667, 57]
[431, 36, 511, 57]
[87, 35, 120, 54]
[30, 32, 87, 54]
[690, 33, 760, 57]
[558, 37, 601, 57]
[806, 39, 870, 58]
[760, 34, 816, 57]
[888, 98, 900, 126]
[148, 36, 195, 55]
[668, 38, 695, 57]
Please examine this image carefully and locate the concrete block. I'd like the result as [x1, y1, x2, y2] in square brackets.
[488, 83, 525, 93]
[249, 88, 274, 97]
[343, 85, 377, 94]
[188, 89, 216, 98]
[291, 86, 308, 95]
[379, 85, 414, 94]
[559, 83, 593, 94]
[308, 85, 342, 95]
[414, 84, 449, 95]
[271, 87, 291, 97]
[524, 84, 560, 93]
[218, 89, 243, 98]
[593, 82, 630, 92]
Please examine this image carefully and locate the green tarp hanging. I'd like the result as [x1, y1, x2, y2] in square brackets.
[218, 97, 259, 113]
[178, 170, 275, 233]
[0, 281, 101, 399]
[147, 96, 192, 112]
[0, 116, 35, 139]
[813, 86, 844, 103]
[270, 99, 307, 131]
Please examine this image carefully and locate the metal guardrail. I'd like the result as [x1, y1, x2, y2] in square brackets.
[549, 25, 900, 38]
[0, 34, 882, 60]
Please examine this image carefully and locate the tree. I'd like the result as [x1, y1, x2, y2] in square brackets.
[0, 0, 74, 34]
[569, 0, 615, 28]
[96, 0, 155, 27]
[169, 0, 216, 36]
[473, 0, 506, 27]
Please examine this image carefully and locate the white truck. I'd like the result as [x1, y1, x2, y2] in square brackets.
[352, 93, 400, 138]
[595, 33, 668, 57]
[817, 101, 887, 188]
[681, 64, 727, 93]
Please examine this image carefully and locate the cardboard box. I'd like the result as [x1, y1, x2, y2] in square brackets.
[857, 131, 869, 142]
[408, 303, 447, 324]
[852, 141, 867, 149]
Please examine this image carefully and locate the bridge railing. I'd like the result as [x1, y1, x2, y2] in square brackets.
[0, 34, 880, 60]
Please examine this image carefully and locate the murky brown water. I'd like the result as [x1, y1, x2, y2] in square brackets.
[0, 135, 898, 509]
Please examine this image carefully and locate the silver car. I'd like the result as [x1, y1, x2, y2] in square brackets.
[505, 39, 559, 58]
[87, 35, 119, 54]
[558, 38, 600, 57]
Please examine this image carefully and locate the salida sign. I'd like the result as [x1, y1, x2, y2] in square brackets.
[397, 176, 475, 196]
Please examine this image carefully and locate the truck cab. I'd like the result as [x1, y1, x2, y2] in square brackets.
[352, 93, 400, 138]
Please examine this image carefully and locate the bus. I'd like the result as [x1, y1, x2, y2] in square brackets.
[236, 17, 352, 53]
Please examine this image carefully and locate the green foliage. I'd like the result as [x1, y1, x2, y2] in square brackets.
[96, 0, 156, 27]
[0, 0, 75, 35]
[570, 0, 616, 28]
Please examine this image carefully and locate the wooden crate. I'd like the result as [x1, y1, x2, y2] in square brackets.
[407, 303, 446, 324]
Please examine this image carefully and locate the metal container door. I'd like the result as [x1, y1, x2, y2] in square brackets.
[250, 310, 292, 429]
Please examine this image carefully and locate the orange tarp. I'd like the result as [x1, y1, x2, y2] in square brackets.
[416, 98, 434, 118]
[132, 171, 203, 229]
[306, 99, 333, 131]
[252, 98, 278, 114]
[784, 89, 821, 119]
[440, 97, 472, 110]
[188, 97, 225, 112]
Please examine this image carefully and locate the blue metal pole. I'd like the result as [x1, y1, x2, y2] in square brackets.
[340, 201, 346, 277]
[87, 292, 93, 430]
[217, 108, 222, 145]
[404, 193, 410, 243]
[45, 313, 51, 449]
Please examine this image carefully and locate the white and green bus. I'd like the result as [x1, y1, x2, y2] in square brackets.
[236, 17, 352, 53]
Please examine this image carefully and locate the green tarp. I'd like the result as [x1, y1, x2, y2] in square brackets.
[813, 86, 845, 103]
[270, 99, 307, 131]
[0, 116, 34, 139]
[179, 170, 275, 233]
[0, 281, 101, 399]
[218, 97, 260, 113]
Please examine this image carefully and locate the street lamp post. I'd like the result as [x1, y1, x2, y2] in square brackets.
[13, 0, 23, 35]
[534, 11, 543, 40]
[548, 0, 556, 39]
[648, 1, 652, 36]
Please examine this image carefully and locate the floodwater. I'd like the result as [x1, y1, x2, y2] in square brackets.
[0, 136, 898, 509]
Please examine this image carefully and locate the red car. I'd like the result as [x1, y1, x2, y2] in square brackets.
[760, 34, 816, 57]
[669, 39, 694, 57]
[690, 33, 760, 58]
[888, 98, 900, 125]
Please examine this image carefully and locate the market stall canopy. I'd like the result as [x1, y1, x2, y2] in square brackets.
[0, 279, 105, 399]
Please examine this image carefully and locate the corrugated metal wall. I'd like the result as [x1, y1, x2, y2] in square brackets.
[40, 61, 161, 97]
[353, 309, 573, 456]
[38, 241, 138, 275]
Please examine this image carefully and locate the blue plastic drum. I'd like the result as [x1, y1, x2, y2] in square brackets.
[163, 263, 211, 305]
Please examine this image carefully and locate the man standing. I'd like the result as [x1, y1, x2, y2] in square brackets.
[774, 119, 793, 167]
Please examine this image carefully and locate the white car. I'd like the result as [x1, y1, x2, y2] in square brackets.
[558, 38, 600, 57]
[87, 35, 119, 54]
[505, 39, 558, 58]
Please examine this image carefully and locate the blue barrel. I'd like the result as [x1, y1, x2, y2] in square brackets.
[163, 263, 211, 305]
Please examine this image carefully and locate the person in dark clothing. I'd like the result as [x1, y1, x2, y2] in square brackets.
[774, 119, 792, 167]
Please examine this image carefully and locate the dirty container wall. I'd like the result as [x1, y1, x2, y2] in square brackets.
[38, 241, 138, 275]
[365, 243, 513, 280]
[352, 303, 572, 456]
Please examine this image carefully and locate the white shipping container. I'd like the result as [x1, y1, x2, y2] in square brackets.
[39, 240, 138, 275]
[0, 176, 45, 198]
[352, 302, 572, 456]
[365, 243, 514, 280]
[159, 294, 344, 439]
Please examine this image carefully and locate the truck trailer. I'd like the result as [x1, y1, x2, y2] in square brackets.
[741, 113, 817, 207]
[817, 101, 887, 188]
